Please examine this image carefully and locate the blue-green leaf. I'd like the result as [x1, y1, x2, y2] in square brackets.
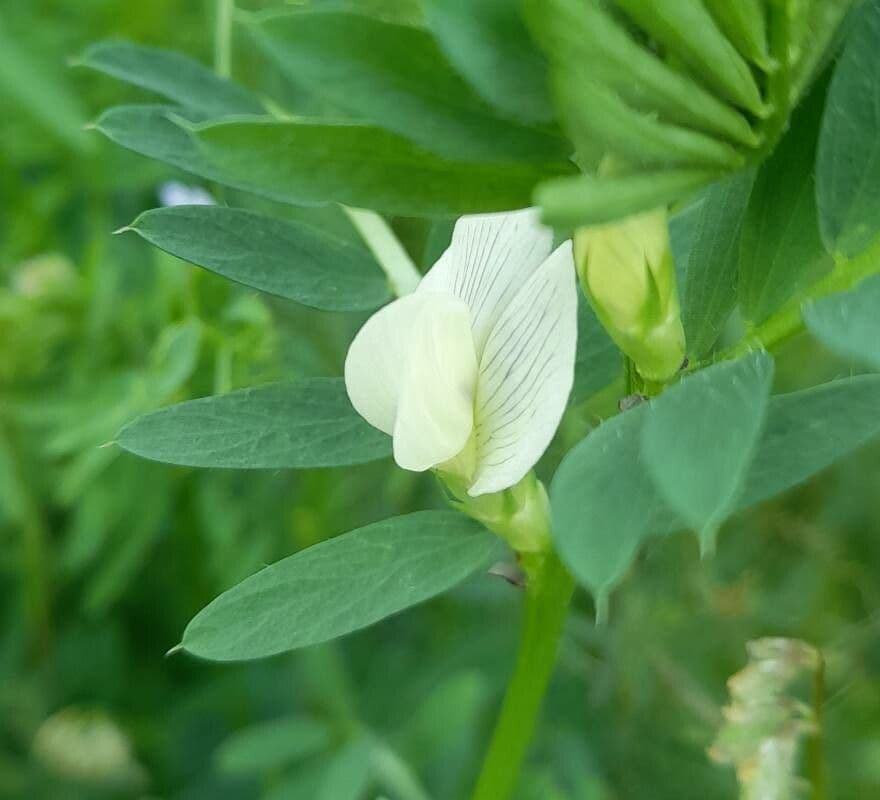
[77, 40, 264, 116]
[803, 275, 880, 371]
[125, 206, 391, 312]
[180, 511, 498, 660]
[641, 353, 774, 553]
[117, 379, 391, 469]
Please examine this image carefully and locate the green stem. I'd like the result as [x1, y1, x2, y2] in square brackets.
[807, 652, 827, 800]
[471, 551, 575, 800]
[342, 206, 422, 296]
[214, 0, 234, 78]
[699, 238, 880, 367]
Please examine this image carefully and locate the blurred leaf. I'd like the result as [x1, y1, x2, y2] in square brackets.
[572, 295, 621, 405]
[315, 738, 373, 800]
[614, 0, 766, 115]
[126, 206, 391, 312]
[77, 40, 264, 116]
[538, 169, 718, 230]
[817, 0, 880, 257]
[250, 10, 567, 162]
[180, 511, 497, 660]
[553, 373, 880, 599]
[0, 22, 91, 152]
[525, 0, 756, 149]
[671, 169, 755, 358]
[804, 274, 880, 371]
[738, 89, 832, 323]
[147, 319, 202, 398]
[423, 0, 553, 124]
[117, 379, 391, 469]
[642, 353, 775, 553]
[215, 716, 332, 775]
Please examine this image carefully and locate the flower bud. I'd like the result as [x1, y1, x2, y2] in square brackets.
[574, 208, 686, 382]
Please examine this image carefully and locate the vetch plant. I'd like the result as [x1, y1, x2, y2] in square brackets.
[78, 0, 880, 796]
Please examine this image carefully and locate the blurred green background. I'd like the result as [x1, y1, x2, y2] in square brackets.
[1, 2, 879, 798]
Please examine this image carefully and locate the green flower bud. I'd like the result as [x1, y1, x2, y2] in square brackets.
[574, 208, 686, 382]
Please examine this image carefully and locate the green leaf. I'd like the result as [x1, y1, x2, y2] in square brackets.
[117, 379, 391, 469]
[738, 89, 832, 323]
[614, 0, 766, 116]
[125, 206, 391, 312]
[525, 0, 757, 148]
[192, 118, 573, 216]
[703, 0, 769, 69]
[250, 10, 566, 162]
[215, 716, 333, 775]
[803, 275, 880, 371]
[180, 511, 497, 660]
[0, 22, 91, 152]
[551, 402, 675, 602]
[552, 374, 880, 600]
[817, 0, 880, 257]
[572, 295, 621, 405]
[739, 374, 880, 507]
[77, 40, 264, 116]
[424, 0, 554, 124]
[95, 109, 572, 215]
[671, 169, 755, 358]
[537, 169, 718, 230]
[641, 353, 775, 553]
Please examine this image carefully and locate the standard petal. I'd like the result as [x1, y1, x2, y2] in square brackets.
[393, 294, 479, 472]
[418, 208, 553, 355]
[344, 293, 433, 435]
[469, 241, 578, 496]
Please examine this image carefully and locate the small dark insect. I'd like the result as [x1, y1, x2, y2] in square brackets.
[618, 393, 648, 412]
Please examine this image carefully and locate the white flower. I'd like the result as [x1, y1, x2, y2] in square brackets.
[157, 181, 215, 207]
[344, 209, 578, 497]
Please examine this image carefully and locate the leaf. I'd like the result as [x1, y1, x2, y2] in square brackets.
[738, 88, 832, 323]
[572, 294, 621, 405]
[614, 0, 766, 116]
[703, 0, 769, 69]
[525, 0, 757, 148]
[551, 401, 676, 604]
[423, 0, 554, 124]
[95, 107, 572, 216]
[180, 511, 498, 660]
[191, 117, 574, 216]
[125, 206, 391, 312]
[117, 379, 391, 469]
[641, 353, 775, 553]
[552, 374, 880, 600]
[537, 169, 718, 230]
[250, 10, 567, 162]
[816, 0, 880, 257]
[77, 40, 264, 116]
[215, 716, 333, 775]
[739, 374, 880, 507]
[803, 275, 880, 371]
[671, 169, 755, 358]
[0, 22, 91, 152]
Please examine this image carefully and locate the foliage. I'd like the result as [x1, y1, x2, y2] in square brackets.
[3, 1, 880, 799]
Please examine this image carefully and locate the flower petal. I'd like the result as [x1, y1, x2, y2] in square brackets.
[468, 242, 578, 496]
[393, 293, 478, 472]
[418, 209, 553, 355]
[344, 292, 433, 436]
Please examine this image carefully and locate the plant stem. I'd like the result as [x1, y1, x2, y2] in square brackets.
[471, 551, 575, 800]
[342, 206, 422, 296]
[214, 0, 234, 78]
[807, 652, 827, 800]
[698, 238, 880, 368]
